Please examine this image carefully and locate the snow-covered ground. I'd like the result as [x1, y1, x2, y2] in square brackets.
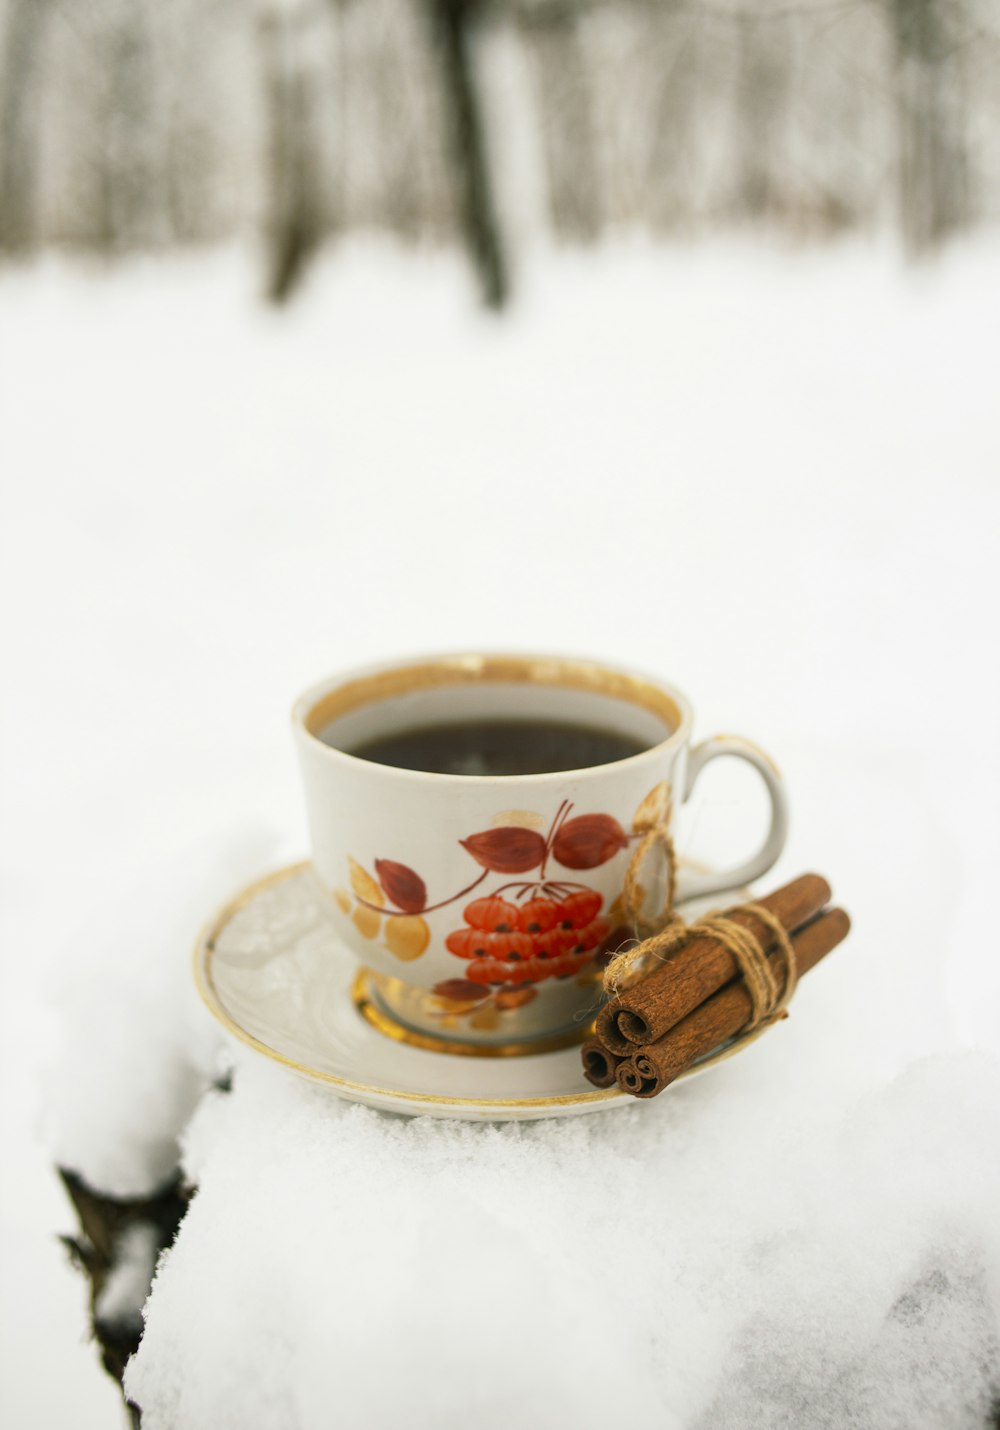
[2, 237, 999, 1428]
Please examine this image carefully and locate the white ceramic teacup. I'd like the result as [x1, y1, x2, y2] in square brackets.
[292, 653, 788, 1053]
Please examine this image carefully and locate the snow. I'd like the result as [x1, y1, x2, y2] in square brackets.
[2, 235, 999, 1428]
[125, 1050, 1000, 1430]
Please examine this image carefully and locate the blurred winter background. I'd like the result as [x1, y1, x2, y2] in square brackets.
[2, 1, 1000, 1426]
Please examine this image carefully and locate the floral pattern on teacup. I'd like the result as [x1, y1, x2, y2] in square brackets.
[334, 789, 675, 1026]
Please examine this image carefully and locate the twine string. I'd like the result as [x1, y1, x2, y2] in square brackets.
[622, 822, 677, 938]
[603, 813, 798, 1028]
[687, 904, 797, 1028]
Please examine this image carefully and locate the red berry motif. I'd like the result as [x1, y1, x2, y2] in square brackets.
[357, 796, 638, 1003]
[463, 897, 521, 932]
[561, 889, 603, 928]
[446, 889, 611, 987]
[517, 898, 562, 933]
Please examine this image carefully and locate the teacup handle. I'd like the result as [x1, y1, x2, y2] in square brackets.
[674, 735, 789, 902]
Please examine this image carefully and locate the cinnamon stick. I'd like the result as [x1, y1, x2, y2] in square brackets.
[580, 1037, 624, 1088]
[615, 907, 850, 1099]
[612, 873, 831, 1047]
[595, 1002, 635, 1057]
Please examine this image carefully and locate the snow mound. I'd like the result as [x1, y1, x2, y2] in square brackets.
[125, 1050, 1000, 1430]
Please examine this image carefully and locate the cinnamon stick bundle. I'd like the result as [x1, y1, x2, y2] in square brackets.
[610, 873, 830, 1047]
[615, 907, 850, 1099]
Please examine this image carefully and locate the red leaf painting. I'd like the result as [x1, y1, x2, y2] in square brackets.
[459, 826, 547, 874]
[375, 858, 427, 913]
[551, 813, 629, 869]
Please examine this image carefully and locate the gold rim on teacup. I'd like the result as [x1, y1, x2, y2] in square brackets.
[295, 652, 690, 781]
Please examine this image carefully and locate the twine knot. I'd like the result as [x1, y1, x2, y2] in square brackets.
[603, 809, 798, 1029]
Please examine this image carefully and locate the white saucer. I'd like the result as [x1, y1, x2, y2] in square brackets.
[194, 862, 767, 1121]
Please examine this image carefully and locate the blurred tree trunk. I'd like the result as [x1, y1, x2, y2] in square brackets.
[110, 0, 158, 248]
[523, 8, 602, 242]
[434, 0, 509, 306]
[646, 10, 703, 234]
[92, 0, 159, 251]
[0, 0, 54, 251]
[733, 12, 786, 223]
[260, 1, 328, 303]
[892, 0, 969, 253]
